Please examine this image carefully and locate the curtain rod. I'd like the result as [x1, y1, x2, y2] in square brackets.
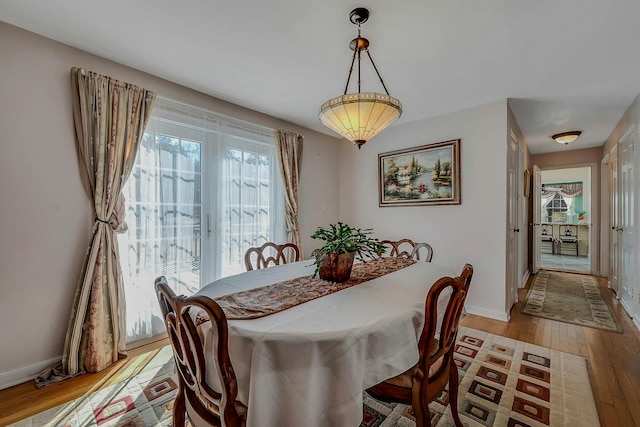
[155, 96, 275, 138]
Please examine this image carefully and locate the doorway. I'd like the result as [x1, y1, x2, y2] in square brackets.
[535, 166, 593, 273]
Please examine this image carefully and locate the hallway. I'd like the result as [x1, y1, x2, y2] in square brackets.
[540, 253, 591, 273]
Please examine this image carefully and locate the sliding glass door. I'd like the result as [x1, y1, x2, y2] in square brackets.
[118, 100, 284, 345]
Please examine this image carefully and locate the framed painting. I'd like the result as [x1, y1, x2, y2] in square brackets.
[378, 139, 461, 207]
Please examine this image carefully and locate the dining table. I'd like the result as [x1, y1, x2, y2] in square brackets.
[195, 258, 456, 427]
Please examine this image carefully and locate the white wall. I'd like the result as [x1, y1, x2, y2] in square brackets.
[338, 99, 510, 321]
[0, 21, 340, 386]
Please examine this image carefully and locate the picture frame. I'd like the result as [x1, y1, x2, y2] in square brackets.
[523, 169, 531, 198]
[378, 139, 461, 207]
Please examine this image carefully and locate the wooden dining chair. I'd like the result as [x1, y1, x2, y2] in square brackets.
[155, 276, 247, 427]
[366, 264, 473, 427]
[244, 242, 301, 271]
[381, 239, 434, 262]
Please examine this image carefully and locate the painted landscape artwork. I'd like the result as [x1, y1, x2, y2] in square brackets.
[379, 139, 461, 206]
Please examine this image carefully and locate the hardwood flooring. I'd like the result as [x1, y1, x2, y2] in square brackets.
[462, 273, 640, 427]
[0, 272, 638, 426]
[0, 340, 170, 426]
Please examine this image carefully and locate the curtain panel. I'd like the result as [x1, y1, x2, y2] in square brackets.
[541, 183, 583, 198]
[275, 129, 303, 259]
[37, 68, 156, 387]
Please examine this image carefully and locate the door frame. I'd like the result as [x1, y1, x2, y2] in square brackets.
[532, 165, 542, 274]
[532, 162, 600, 275]
[607, 146, 619, 295]
[507, 132, 519, 311]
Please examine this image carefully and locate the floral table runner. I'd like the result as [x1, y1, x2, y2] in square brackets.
[196, 257, 416, 322]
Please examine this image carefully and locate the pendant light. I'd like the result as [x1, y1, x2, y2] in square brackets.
[319, 8, 402, 149]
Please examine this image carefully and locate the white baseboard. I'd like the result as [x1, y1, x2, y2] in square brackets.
[520, 270, 531, 288]
[620, 299, 635, 320]
[633, 316, 640, 332]
[0, 356, 60, 390]
[464, 305, 510, 322]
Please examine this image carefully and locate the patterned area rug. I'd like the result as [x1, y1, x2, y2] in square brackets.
[521, 270, 622, 333]
[9, 327, 600, 427]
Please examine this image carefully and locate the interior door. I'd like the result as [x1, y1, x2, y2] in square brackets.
[506, 135, 519, 310]
[618, 128, 635, 316]
[518, 143, 527, 286]
[532, 165, 542, 273]
[609, 146, 619, 294]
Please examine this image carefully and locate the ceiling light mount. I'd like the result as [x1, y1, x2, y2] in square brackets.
[349, 7, 369, 25]
[551, 131, 582, 145]
[319, 7, 402, 149]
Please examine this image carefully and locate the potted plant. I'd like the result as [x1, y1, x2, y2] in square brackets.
[310, 222, 385, 282]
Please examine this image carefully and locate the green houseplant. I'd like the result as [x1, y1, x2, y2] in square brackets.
[310, 222, 385, 282]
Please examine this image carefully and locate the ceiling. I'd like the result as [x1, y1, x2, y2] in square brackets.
[2, 0, 640, 155]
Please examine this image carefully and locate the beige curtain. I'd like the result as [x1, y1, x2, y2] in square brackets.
[275, 130, 303, 258]
[37, 68, 156, 387]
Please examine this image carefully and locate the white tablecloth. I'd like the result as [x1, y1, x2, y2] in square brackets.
[196, 260, 455, 427]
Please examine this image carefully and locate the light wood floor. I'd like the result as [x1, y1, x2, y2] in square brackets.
[462, 273, 640, 427]
[0, 272, 638, 427]
[0, 340, 171, 426]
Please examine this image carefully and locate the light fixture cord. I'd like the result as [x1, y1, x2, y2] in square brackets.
[366, 50, 391, 96]
[357, 23, 362, 94]
[342, 19, 392, 96]
[343, 22, 362, 95]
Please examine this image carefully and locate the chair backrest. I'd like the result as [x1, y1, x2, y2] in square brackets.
[416, 264, 473, 389]
[365, 264, 473, 427]
[541, 224, 551, 236]
[155, 276, 244, 427]
[381, 239, 434, 262]
[244, 242, 301, 271]
[561, 224, 577, 237]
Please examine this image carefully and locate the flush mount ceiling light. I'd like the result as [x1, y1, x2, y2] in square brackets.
[318, 7, 402, 149]
[552, 131, 582, 145]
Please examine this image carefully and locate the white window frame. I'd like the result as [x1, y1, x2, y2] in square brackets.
[120, 97, 285, 345]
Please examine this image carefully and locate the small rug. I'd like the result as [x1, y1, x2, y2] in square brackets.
[521, 270, 622, 333]
[9, 327, 600, 427]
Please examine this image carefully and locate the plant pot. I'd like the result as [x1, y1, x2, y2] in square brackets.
[318, 252, 356, 282]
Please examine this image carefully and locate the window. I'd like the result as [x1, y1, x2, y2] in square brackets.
[545, 193, 568, 223]
[119, 98, 285, 344]
[541, 182, 583, 224]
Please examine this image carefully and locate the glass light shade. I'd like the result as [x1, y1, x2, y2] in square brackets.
[552, 131, 581, 145]
[319, 92, 402, 148]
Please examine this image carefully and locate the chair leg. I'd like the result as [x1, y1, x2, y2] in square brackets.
[173, 386, 186, 427]
[448, 359, 464, 427]
[411, 389, 431, 427]
[413, 408, 431, 427]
